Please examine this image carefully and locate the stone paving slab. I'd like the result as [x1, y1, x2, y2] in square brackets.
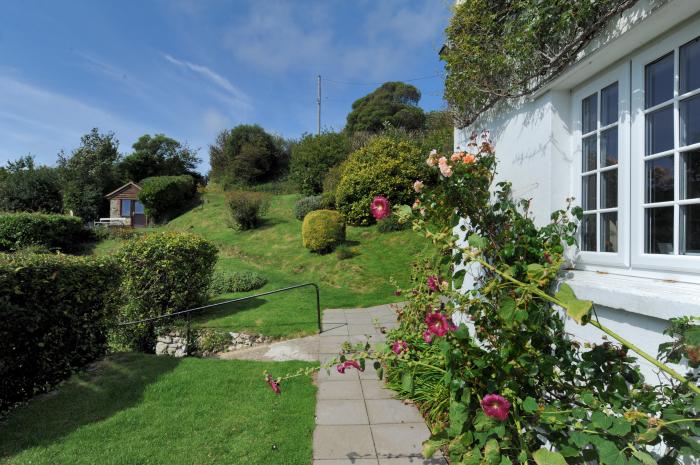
[318, 380, 364, 400]
[316, 399, 369, 425]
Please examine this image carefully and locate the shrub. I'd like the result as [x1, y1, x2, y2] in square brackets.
[195, 328, 231, 354]
[116, 232, 217, 351]
[226, 190, 271, 230]
[294, 195, 325, 220]
[290, 132, 349, 195]
[137, 175, 195, 223]
[209, 270, 267, 295]
[0, 253, 120, 411]
[0, 212, 89, 252]
[335, 136, 428, 225]
[302, 210, 346, 253]
[376, 214, 408, 233]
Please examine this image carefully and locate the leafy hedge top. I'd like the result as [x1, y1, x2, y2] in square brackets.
[0, 212, 88, 252]
[442, 0, 637, 127]
[137, 175, 195, 222]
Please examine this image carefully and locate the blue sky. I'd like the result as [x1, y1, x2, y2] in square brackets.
[0, 1, 451, 173]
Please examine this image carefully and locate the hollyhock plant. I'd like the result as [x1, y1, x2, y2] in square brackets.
[370, 196, 390, 220]
[427, 275, 440, 293]
[413, 180, 424, 193]
[422, 330, 433, 343]
[425, 311, 456, 338]
[462, 153, 476, 164]
[481, 394, 511, 421]
[265, 374, 281, 395]
[391, 340, 408, 355]
[336, 360, 363, 374]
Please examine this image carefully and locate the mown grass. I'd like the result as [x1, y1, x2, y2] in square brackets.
[0, 353, 316, 465]
[95, 190, 429, 338]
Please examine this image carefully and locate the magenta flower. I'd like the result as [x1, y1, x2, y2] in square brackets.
[425, 311, 456, 338]
[422, 330, 433, 343]
[427, 275, 440, 293]
[336, 360, 363, 374]
[371, 196, 390, 220]
[265, 374, 281, 395]
[481, 394, 511, 421]
[394, 289, 402, 296]
[391, 340, 408, 355]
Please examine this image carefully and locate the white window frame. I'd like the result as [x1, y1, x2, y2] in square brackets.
[630, 20, 700, 274]
[572, 62, 631, 268]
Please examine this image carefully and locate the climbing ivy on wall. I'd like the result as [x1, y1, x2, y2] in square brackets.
[442, 0, 638, 127]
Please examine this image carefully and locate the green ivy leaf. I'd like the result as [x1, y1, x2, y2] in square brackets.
[555, 283, 592, 325]
[522, 396, 538, 413]
[533, 448, 568, 465]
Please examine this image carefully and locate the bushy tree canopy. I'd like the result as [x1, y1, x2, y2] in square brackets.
[0, 156, 63, 213]
[118, 134, 200, 183]
[209, 124, 284, 186]
[345, 82, 426, 134]
[290, 132, 349, 195]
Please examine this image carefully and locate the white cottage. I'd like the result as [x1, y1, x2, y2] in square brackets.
[455, 0, 700, 381]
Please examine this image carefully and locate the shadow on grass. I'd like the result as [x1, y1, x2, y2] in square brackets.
[191, 297, 267, 325]
[0, 353, 179, 458]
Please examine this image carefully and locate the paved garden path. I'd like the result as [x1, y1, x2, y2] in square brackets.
[314, 304, 445, 465]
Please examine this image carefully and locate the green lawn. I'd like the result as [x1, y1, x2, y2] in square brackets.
[95, 190, 428, 338]
[0, 354, 316, 465]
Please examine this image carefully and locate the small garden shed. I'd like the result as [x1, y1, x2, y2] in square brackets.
[105, 181, 147, 227]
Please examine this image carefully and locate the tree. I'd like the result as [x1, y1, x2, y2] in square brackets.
[0, 155, 63, 213]
[209, 124, 282, 186]
[118, 134, 201, 183]
[345, 82, 426, 134]
[58, 128, 121, 221]
[290, 132, 349, 195]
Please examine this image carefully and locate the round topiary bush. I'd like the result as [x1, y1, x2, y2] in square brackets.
[302, 210, 346, 253]
[335, 136, 428, 225]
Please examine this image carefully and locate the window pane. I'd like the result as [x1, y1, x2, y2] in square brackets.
[582, 174, 597, 210]
[600, 127, 618, 167]
[645, 156, 674, 203]
[601, 170, 618, 208]
[120, 199, 131, 216]
[645, 52, 674, 108]
[601, 212, 618, 253]
[581, 214, 597, 251]
[682, 150, 700, 199]
[582, 93, 597, 134]
[134, 201, 145, 214]
[645, 105, 674, 155]
[645, 207, 674, 254]
[601, 83, 618, 126]
[680, 37, 700, 94]
[582, 135, 597, 172]
[681, 204, 700, 255]
[680, 94, 700, 147]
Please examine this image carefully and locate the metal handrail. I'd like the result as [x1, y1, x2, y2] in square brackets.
[116, 283, 321, 334]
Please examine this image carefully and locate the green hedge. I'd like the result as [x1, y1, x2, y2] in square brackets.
[137, 175, 195, 223]
[0, 212, 89, 252]
[0, 253, 120, 411]
[290, 132, 349, 195]
[116, 232, 218, 351]
[302, 210, 346, 253]
[335, 136, 427, 225]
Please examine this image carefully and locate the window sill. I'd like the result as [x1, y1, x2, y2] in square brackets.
[561, 269, 700, 321]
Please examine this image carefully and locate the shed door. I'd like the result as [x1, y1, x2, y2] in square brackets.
[133, 201, 147, 227]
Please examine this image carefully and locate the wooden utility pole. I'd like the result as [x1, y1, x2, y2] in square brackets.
[317, 75, 321, 135]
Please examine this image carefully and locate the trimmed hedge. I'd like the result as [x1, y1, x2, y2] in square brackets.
[116, 232, 217, 351]
[137, 175, 195, 223]
[335, 136, 427, 225]
[0, 253, 120, 411]
[0, 212, 89, 252]
[290, 132, 349, 195]
[302, 210, 346, 253]
[209, 270, 267, 295]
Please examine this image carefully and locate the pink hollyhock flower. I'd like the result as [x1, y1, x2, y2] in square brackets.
[412, 199, 421, 209]
[422, 330, 433, 343]
[426, 157, 436, 167]
[427, 275, 440, 293]
[481, 394, 511, 421]
[438, 158, 453, 178]
[370, 196, 390, 220]
[265, 374, 281, 395]
[413, 180, 424, 193]
[391, 340, 408, 355]
[336, 360, 363, 374]
[450, 152, 461, 162]
[424, 311, 456, 338]
[462, 153, 476, 164]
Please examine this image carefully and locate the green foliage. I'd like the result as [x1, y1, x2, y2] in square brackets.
[118, 134, 201, 183]
[376, 213, 409, 233]
[335, 136, 427, 225]
[0, 212, 89, 252]
[0, 156, 63, 213]
[209, 124, 284, 186]
[209, 270, 267, 295]
[302, 209, 345, 253]
[442, 0, 637, 126]
[345, 82, 425, 134]
[226, 190, 271, 230]
[195, 328, 232, 353]
[0, 253, 119, 411]
[58, 128, 122, 221]
[290, 132, 349, 195]
[116, 232, 218, 351]
[137, 175, 195, 223]
[294, 195, 326, 221]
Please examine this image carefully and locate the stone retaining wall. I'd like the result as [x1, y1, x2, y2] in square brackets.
[155, 330, 270, 357]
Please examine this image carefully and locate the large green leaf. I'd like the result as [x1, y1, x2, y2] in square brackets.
[483, 439, 501, 465]
[533, 448, 568, 465]
[555, 283, 592, 325]
[631, 449, 658, 465]
[448, 400, 468, 436]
